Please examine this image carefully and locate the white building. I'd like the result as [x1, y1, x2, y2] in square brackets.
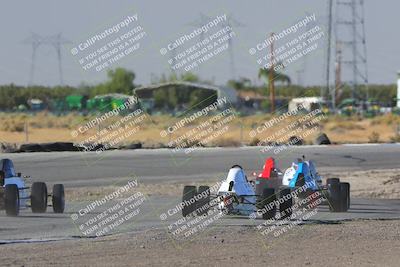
[288, 97, 325, 113]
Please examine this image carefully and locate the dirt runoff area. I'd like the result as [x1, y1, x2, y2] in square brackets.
[1, 219, 399, 267]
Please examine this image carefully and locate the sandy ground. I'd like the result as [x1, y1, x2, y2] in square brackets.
[40, 169, 397, 267]
[1, 113, 400, 145]
[1, 169, 399, 266]
[324, 168, 400, 199]
[67, 168, 400, 201]
[1, 220, 399, 267]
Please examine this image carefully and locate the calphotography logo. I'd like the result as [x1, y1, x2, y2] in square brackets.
[71, 13, 147, 72]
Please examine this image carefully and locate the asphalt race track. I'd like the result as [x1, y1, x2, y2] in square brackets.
[1, 144, 399, 242]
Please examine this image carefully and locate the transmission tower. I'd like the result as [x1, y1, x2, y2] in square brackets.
[296, 12, 319, 86]
[188, 13, 211, 76]
[334, 0, 368, 106]
[220, 14, 245, 81]
[23, 33, 71, 85]
[22, 33, 43, 85]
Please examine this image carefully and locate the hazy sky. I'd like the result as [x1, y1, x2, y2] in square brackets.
[0, 0, 398, 87]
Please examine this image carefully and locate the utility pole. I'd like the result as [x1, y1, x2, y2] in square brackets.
[334, 42, 342, 107]
[269, 33, 275, 113]
[326, 0, 333, 105]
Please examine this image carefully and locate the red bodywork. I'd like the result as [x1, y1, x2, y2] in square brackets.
[258, 157, 276, 179]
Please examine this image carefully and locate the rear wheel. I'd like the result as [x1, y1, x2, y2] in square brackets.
[196, 186, 210, 216]
[340, 182, 350, 212]
[5, 184, 19, 216]
[31, 182, 48, 213]
[52, 184, 65, 213]
[257, 188, 276, 220]
[327, 178, 340, 185]
[279, 188, 292, 219]
[182, 186, 197, 217]
[328, 182, 341, 212]
[329, 181, 352, 212]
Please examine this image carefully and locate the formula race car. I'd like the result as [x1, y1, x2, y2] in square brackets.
[281, 156, 350, 212]
[181, 163, 293, 220]
[181, 157, 350, 220]
[0, 158, 65, 216]
[252, 156, 350, 213]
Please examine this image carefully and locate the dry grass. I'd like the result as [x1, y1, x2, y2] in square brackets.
[0, 112, 399, 145]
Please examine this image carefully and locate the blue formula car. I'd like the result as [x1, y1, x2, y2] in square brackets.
[282, 156, 350, 212]
[0, 158, 65, 216]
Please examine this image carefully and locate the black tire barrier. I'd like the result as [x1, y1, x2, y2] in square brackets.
[18, 142, 80, 152]
[288, 136, 304, 146]
[315, 133, 331, 145]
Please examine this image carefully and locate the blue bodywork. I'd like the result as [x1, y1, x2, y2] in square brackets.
[1, 159, 29, 208]
[288, 161, 320, 190]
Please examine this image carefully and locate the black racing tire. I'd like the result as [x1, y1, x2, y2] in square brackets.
[5, 184, 19, 216]
[52, 184, 65, 213]
[327, 178, 340, 185]
[340, 182, 350, 212]
[182, 186, 197, 217]
[196, 186, 210, 216]
[257, 188, 276, 220]
[31, 182, 48, 213]
[328, 182, 341, 212]
[279, 188, 292, 220]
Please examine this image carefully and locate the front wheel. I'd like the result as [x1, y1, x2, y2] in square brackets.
[31, 182, 48, 213]
[52, 184, 65, 213]
[196, 186, 210, 216]
[5, 184, 20, 216]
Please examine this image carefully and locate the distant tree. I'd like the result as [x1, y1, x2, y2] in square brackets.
[180, 72, 199, 83]
[260, 100, 270, 111]
[90, 68, 136, 96]
[227, 77, 252, 90]
[189, 89, 217, 109]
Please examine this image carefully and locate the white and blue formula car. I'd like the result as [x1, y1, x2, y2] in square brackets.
[0, 158, 65, 216]
[181, 164, 293, 220]
[181, 157, 350, 221]
[281, 156, 350, 213]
